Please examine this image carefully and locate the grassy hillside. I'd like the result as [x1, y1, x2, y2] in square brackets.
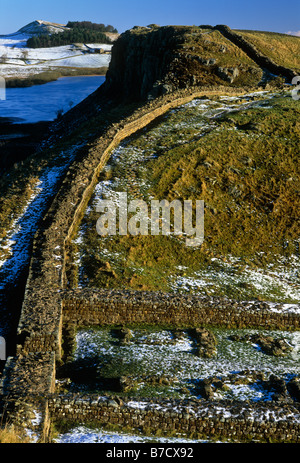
[235, 30, 300, 73]
[182, 27, 260, 66]
[1, 25, 299, 303]
[72, 90, 300, 302]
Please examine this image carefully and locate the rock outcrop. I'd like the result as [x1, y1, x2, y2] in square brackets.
[229, 333, 293, 357]
[101, 25, 261, 102]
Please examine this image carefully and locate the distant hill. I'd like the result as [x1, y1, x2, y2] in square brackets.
[17, 20, 70, 36]
[0, 20, 119, 44]
[0, 20, 115, 83]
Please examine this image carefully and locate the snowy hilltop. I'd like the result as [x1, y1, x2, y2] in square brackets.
[0, 20, 114, 81]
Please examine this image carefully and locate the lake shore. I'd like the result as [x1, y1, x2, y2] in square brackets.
[5, 66, 108, 88]
[0, 74, 105, 171]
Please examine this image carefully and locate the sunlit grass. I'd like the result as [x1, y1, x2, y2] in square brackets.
[0, 425, 32, 443]
[73, 91, 300, 301]
[236, 30, 300, 73]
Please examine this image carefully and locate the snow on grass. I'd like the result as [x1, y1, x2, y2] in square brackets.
[169, 255, 300, 305]
[0, 166, 63, 289]
[54, 426, 205, 443]
[0, 44, 78, 60]
[0, 56, 111, 79]
[0, 179, 42, 268]
[0, 32, 30, 48]
[0, 143, 86, 291]
[49, 54, 111, 68]
[74, 327, 300, 399]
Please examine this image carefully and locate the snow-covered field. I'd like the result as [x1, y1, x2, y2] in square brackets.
[55, 426, 205, 443]
[0, 26, 112, 78]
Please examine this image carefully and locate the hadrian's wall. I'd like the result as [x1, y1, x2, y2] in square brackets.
[214, 25, 297, 81]
[63, 288, 300, 331]
[13, 85, 253, 360]
[1, 85, 299, 443]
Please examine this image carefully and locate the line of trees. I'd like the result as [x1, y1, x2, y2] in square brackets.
[26, 21, 118, 48]
[66, 21, 118, 33]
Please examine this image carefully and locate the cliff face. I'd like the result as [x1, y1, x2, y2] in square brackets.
[102, 26, 189, 101]
[49, 23, 297, 139]
[100, 25, 263, 102]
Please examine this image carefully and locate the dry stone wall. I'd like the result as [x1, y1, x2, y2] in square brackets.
[48, 394, 300, 443]
[214, 25, 297, 81]
[63, 288, 299, 331]
[1, 85, 299, 443]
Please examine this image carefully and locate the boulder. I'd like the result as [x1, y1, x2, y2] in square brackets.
[200, 378, 215, 399]
[229, 333, 293, 357]
[113, 326, 133, 345]
[264, 374, 290, 403]
[287, 377, 300, 402]
[191, 327, 217, 358]
[217, 66, 239, 83]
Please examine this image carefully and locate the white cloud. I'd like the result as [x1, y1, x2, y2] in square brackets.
[286, 30, 300, 37]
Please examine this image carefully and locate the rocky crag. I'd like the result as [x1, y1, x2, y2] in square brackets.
[48, 23, 297, 142]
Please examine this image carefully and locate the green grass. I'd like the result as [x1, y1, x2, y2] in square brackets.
[73, 90, 300, 301]
[65, 325, 300, 401]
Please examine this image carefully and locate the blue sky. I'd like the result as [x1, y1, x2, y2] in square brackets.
[0, 0, 299, 35]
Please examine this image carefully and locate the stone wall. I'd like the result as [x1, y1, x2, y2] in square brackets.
[215, 25, 297, 82]
[48, 394, 300, 443]
[63, 288, 300, 331]
[1, 85, 299, 443]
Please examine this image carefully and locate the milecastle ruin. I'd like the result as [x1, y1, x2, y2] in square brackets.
[0, 26, 299, 443]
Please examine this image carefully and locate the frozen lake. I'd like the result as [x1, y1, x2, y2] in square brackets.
[0, 75, 105, 123]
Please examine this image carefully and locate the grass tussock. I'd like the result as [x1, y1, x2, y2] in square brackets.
[0, 425, 32, 443]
